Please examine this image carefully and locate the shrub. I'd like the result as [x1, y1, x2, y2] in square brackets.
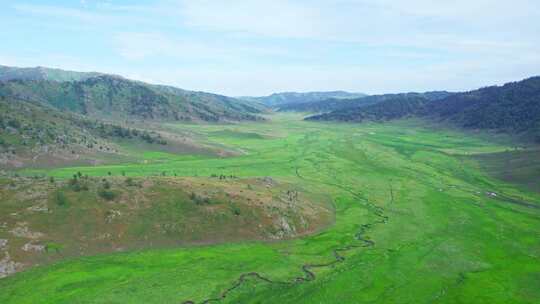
[56, 191, 68, 206]
[190, 192, 211, 205]
[45, 242, 63, 254]
[125, 177, 135, 186]
[230, 204, 241, 216]
[102, 180, 111, 189]
[98, 189, 117, 201]
[7, 119, 21, 129]
[68, 176, 88, 191]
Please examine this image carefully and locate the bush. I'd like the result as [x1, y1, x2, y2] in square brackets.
[55, 191, 68, 206]
[45, 242, 63, 254]
[7, 119, 21, 129]
[125, 177, 135, 186]
[98, 189, 117, 201]
[190, 192, 211, 205]
[76, 182, 89, 191]
[102, 180, 111, 189]
[230, 204, 241, 216]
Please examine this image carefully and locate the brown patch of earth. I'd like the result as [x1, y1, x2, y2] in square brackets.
[0, 176, 333, 278]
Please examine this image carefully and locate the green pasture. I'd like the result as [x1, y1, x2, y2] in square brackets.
[2, 114, 539, 303]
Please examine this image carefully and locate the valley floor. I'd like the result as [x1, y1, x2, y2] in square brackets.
[0, 114, 539, 303]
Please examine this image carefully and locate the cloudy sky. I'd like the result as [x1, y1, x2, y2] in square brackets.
[1, 0, 539, 96]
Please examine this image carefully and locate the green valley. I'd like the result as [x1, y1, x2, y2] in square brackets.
[1, 114, 538, 303]
[2, 1, 540, 302]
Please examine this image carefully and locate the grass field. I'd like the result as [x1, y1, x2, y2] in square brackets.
[1, 114, 539, 303]
[470, 149, 540, 194]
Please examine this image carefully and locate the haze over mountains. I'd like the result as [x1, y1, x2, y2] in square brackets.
[278, 91, 453, 113]
[240, 91, 367, 107]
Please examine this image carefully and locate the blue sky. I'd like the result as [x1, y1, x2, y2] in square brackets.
[1, 0, 539, 96]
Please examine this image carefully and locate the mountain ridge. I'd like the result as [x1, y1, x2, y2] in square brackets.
[280, 91, 452, 113]
[0, 66, 265, 122]
[0, 65, 104, 82]
[240, 91, 367, 107]
[308, 76, 540, 142]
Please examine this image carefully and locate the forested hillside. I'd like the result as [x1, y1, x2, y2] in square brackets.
[0, 75, 264, 122]
[426, 76, 540, 140]
[289, 91, 452, 113]
[306, 95, 428, 122]
[307, 77, 540, 141]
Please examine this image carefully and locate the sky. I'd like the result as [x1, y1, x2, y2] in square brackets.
[1, 0, 539, 96]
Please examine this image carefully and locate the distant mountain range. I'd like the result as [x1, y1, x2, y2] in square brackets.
[240, 91, 367, 107]
[278, 91, 452, 113]
[308, 77, 540, 142]
[0, 66, 265, 122]
[2, 65, 538, 143]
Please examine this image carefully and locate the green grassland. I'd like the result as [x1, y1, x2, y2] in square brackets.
[470, 149, 540, 194]
[1, 114, 539, 303]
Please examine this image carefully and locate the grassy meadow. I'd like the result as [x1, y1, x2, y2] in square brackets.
[1, 114, 539, 303]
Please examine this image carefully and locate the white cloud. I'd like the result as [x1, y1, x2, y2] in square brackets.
[178, 0, 540, 52]
[113, 31, 292, 62]
[7, 1, 540, 95]
[179, 0, 324, 39]
[13, 3, 106, 23]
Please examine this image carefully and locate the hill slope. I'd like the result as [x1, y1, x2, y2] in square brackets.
[306, 95, 429, 121]
[241, 91, 366, 107]
[296, 91, 452, 114]
[0, 176, 331, 277]
[0, 65, 102, 82]
[426, 76, 540, 138]
[307, 77, 540, 141]
[0, 75, 264, 122]
[0, 95, 172, 168]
